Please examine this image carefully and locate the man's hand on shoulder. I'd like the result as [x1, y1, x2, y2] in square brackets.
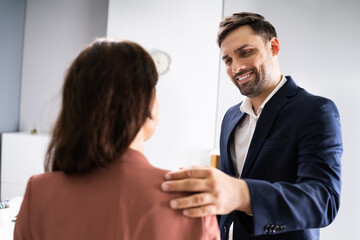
[161, 166, 252, 217]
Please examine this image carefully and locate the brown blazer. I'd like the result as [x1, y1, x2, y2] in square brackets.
[14, 149, 220, 240]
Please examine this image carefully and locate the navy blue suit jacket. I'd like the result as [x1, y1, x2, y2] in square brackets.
[218, 76, 342, 240]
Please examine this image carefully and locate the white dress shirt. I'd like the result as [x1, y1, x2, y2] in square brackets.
[227, 75, 287, 240]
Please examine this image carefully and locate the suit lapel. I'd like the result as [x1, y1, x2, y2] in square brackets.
[240, 76, 298, 178]
[223, 107, 246, 175]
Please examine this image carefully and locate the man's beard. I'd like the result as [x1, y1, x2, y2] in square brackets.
[234, 65, 267, 98]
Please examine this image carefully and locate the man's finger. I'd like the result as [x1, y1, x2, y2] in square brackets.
[169, 193, 214, 210]
[182, 205, 217, 218]
[161, 178, 210, 192]
[164, 166, 211, 180]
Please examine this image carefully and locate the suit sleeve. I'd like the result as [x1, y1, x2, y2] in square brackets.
[14, 176, 34, 240]
[245, 98, 342, 235]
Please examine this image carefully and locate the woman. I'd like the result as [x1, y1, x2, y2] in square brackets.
[14, 39, 220, 240]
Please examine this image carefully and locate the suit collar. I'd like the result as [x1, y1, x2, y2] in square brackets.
[275, 75, 298, 99]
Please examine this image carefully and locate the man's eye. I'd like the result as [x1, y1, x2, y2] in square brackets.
[224, 58, 232, 65]
[241, 50, 252, 57]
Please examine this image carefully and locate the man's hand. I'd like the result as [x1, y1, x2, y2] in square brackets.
[161, 166, 252, 217]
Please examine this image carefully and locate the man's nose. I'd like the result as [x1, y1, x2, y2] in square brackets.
[232, 60, 246, 74]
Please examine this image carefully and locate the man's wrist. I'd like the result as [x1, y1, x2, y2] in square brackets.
[237, 179, 252, 215]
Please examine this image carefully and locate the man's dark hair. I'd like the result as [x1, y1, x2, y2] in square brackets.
[217, 12, 277, 47]
[44, 39, 158, 174]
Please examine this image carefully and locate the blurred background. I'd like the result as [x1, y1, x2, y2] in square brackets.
[1, 0, 359, 239]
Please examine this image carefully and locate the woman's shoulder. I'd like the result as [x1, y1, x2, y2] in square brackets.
[27, 171, 64, 185]
[23, 171, 66, 198]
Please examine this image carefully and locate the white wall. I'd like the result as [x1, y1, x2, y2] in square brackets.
[107, 0, 223, 170]
[217, 0, 360, 239]
[19, 0, 109, 133]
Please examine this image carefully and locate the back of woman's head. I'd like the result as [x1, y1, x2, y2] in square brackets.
[45, 39, 158, 174]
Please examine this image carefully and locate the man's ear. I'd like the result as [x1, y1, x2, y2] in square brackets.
[270, 37, 280, 56]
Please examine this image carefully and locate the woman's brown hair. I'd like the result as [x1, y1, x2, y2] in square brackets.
[44, 39, 158, 174]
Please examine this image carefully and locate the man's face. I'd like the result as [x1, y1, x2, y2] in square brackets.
[220, 25, 276, 98]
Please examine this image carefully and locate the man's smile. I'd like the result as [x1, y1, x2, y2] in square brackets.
[234, 71, 253, 85]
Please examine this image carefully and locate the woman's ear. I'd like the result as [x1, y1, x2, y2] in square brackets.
[142, 95, 159, 141]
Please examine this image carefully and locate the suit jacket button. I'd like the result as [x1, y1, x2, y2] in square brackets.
[223, 226, 227, 234]
[264, 225, 270, 233]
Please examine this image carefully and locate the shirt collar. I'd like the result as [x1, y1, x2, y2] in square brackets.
[240, 75, 287, 117]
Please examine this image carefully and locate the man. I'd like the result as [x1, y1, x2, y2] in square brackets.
[161, 12, 342, 240]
